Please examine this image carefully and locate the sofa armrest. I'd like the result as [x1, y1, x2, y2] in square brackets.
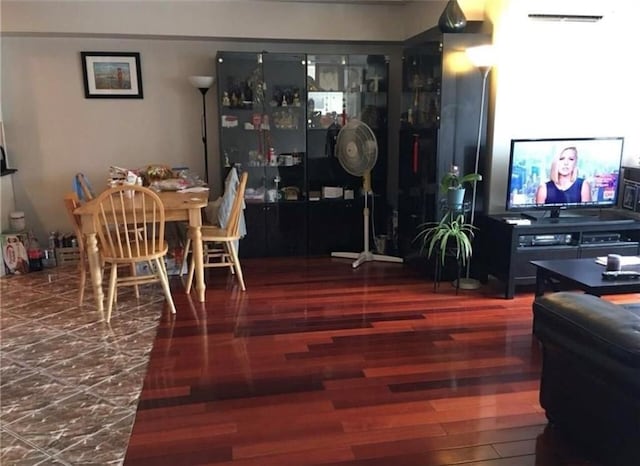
[533, 292, 640, 369]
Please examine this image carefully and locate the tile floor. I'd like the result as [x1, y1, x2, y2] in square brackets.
[0, 265, 167, 465]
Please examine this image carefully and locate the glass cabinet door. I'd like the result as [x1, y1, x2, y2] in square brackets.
[216, 52, 307, 257]
[397, 43, 442, 255]
[305, 54, 388, 254]
[306, 54, 388, 198]
[216, 52, 306, 204]
[261, 53, 307, 204]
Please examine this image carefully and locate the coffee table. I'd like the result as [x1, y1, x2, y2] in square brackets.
[531, 258, 640, 297]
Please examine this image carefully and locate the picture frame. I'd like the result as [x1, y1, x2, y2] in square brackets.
[316, 65, 341, 92]
[622, 181, 638, 211]
[81, 52, 143, 99]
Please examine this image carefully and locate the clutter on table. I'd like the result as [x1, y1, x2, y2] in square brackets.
[108, 165, 208, 192]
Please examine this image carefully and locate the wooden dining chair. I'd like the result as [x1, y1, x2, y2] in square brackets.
[63, 192, 90, 306]
[178, 168, 240, 277]
[93, 184, 176, 322]
[185, 171, 248, 293]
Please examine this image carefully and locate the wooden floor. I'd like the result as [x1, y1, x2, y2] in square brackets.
[124, 256, 627, 465]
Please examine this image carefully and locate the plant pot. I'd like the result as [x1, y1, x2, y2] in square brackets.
[446, 187, 465, 210]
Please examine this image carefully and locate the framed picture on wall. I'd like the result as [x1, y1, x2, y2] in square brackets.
[81, 52, 143, 99]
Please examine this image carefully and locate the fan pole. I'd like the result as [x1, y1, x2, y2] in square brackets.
[363, 172, 372, 254]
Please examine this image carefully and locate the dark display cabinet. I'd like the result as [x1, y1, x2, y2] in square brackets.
[216, 52, 307, 257]
[216, 51, 389, 257]
[397, 30, 491, 258]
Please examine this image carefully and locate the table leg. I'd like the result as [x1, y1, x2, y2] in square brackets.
[85, 233, 104, 313]
[191, 226, 206, 302]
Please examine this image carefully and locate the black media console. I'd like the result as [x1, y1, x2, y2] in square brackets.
[476, 213, 640, 299]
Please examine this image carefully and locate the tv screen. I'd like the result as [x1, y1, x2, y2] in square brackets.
[506, 137, 624, 215]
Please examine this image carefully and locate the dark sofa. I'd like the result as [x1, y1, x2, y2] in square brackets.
[532, 292, 640, 466]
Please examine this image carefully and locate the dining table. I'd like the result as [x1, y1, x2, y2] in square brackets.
[74, 189, 210, 313]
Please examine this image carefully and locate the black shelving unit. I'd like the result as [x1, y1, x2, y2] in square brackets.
[397, 29, 491, 259]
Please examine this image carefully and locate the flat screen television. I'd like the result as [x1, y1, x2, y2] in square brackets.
[506, 137, 624, 220]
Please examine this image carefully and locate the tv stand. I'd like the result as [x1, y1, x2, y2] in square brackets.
[476, 214, 640, 298]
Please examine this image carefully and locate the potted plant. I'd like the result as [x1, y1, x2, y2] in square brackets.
[440, 165, 482, 209]
[414, 211, 477, 268]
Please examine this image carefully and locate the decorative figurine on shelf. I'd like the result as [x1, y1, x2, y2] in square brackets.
[230, 91, 238, 108]
[243, 81, 253, 106]
[292, 89, 301, 107]
[261, 114, 270, 130]
[281, 94, 288, 107]
[222, 91, 230, 107]
[254, 81, 264, 105]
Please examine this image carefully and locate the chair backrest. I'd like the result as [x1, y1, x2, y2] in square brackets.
[93, 185, 166, 260]
[226, 171, 248, 238]
[74, 173, 95, 201]
[63, 192, 85, 254]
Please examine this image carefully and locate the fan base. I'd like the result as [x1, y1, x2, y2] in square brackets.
[331, 251, 403, 269]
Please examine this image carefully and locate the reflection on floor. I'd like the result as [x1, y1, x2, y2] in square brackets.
[0, 265, 167, 465]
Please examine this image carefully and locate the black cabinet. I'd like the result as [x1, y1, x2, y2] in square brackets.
[217, 51, 389, 258]
[476, 214, 640, 298]
[217, 52, 307, 257]
[397, 30, 491, 258]
[307, 199, 363, 255]
[241, 202, 307, 258]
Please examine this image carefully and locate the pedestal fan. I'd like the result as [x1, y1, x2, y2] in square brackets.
[331, 119, 403, 268]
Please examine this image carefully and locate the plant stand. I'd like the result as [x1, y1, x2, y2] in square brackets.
[433, 247, 462, 295]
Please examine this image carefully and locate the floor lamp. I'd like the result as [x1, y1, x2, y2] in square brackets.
[189, 75, 215, 184]
[458, 45, 494, 290]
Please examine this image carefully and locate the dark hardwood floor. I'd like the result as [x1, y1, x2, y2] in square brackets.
[125, 256, 628, 465]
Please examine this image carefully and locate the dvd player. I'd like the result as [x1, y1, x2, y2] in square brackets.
[582, 232, 621, 243]
[519, 234, 573, 247]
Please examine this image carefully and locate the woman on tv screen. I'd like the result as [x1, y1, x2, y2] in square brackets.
[535, 146, 592, 204]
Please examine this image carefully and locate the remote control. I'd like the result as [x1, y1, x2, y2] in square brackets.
[602, 270, 640, 280]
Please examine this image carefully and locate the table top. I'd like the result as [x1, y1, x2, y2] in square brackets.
[531, 258, 640, 294]
[74, 190, 209, 215]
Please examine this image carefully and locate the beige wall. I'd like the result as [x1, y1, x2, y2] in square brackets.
[8, 0, 639, 240]
[2, 0, 463, 42]
[2, 36, 403, 240]
[2, 37, 222, 238]
[3, 0, 483, 241]
[486, 0, 640, 213]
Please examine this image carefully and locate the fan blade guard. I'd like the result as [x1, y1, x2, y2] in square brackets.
[335, 120, 378, 177]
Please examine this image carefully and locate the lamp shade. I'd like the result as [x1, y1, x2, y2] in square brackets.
[466, 45, 495, 69]
[188, 75, 215, 89]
